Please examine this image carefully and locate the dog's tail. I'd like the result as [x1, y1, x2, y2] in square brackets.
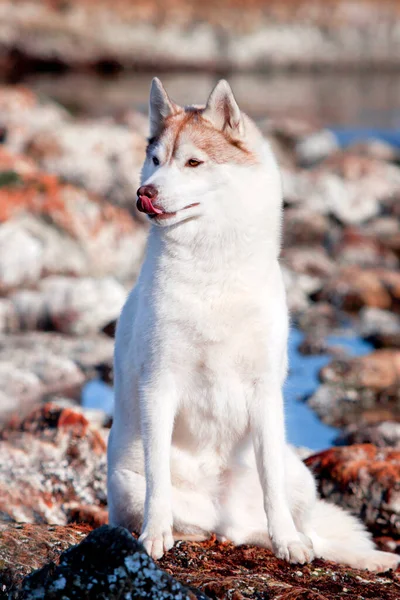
[309, 499, 399, 572]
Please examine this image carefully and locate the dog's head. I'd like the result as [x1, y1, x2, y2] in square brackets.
[138, 78, 281, 234]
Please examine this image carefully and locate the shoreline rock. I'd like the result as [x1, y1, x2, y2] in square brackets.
[1, 1, 400, 72]
[305, 444, 400, 539]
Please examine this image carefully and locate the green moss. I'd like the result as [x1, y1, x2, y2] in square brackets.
[0, 170, 22, 188]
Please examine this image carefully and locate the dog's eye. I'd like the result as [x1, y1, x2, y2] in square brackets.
[152, 156, 160, 166]
[186, 159, 203, 168]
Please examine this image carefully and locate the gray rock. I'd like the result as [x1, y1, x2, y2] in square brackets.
[0, 332, 114, 419]
[307, 382, 400, 428]
[12, 276, 128, 336]
[359, 307, 400, 348]
[18, 525, 206, 599]
[337, 421, 400, 448]
[0, 403, 108, 526]
[27, 120, 146, 209]
[0, 224, 43, 293]
[295, 129, 339, 166]
[282, 266, 322, 313]
[282, 155, 400, 225]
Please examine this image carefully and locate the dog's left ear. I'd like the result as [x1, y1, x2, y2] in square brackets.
[203, 80, 243, 136]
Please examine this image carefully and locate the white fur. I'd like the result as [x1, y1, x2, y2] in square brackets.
[107, 79, 399, 572]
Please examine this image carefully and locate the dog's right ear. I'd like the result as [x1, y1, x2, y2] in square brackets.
[149, 78, 178, 137]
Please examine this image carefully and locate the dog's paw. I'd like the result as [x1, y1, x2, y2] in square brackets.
[357, 551, 400, 573]
[272, 533, 314, 564]
[139, 527, 174, 560]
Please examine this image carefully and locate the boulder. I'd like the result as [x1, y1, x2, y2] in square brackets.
[296, 302, 349, 334]
[18, 525, 206, 600]
[282, 247, 336, 280]
[332, 227, 399, 270]
[306, 350, 400, 427]
[359, 307, 400, 348]
[0, 522, 90, 596]
[26, 119, 146, 209]
[305, 445, 400, 538]
[282, 266, 322, 313]
[0, 86, 147, 209]
[319, 349, 400, 391]
[0, 332, 113, 420]
[7, 525, 400, 600]
[9, 276, 127, 336]
[0, 146, 146, 288]
[283, 153, 400, 225]
[0, 403, 108, 525]
[283, 207, 331, 248]
[316, 267, 400, 313]
[337, 421, 400, 448]
[307, 382, 400, 428]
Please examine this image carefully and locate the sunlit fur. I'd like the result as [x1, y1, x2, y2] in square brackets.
[107, 78, 399, 572]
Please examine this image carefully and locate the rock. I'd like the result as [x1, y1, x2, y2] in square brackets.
[366, 217, 400, 259]
[0, 403, 108, 525]
[50, 397, 112, 429]
[305, 445, 400, 538]
[320, 349, 400, 391]
[296, 302, 349, 334]
[307, 350, 400, 427]
[282, 266, 322, 313]
[0, 146, 146, 286]
[0, 86, 147, 209]
[282, 247, 336, 280]
[295, 129, 339, 166]
[283, 153, 400, 225]
[18, 525, 206, 600]
[161, 537, 400, 600]
[337, 421, 400, 448]
[3, 1, 400, 72]
[307, 382, 400, 428]
[0, 224, 43, 294]
[0, 332, 114, 419]
[0, 86, 67, 154]
[8, 526, 399, 600]
[332, 228, 399, 270]
[26, 119, 146, 209]
[283, 208, 330, 248]
[0, 298, 18, 333]
[0, 522, 90, 596]
[298, 334, 345, 357]
[315, 267, 400, 312]
[9, 276, 127, 336]
[346, 139, 400, 163]
[359, 307, 400, 348]
[320, 153, 400, 224]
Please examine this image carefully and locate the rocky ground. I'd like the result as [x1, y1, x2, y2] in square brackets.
[1, 0, 400, 72]
[0, 84, 399, 598]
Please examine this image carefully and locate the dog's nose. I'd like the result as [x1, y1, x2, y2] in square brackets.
[137, 184, 157, 200]
[136, 184, 163, 215]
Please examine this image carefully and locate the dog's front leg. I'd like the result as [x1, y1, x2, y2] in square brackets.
[138, 376, 176, 560]
[251, 381, 314, 564]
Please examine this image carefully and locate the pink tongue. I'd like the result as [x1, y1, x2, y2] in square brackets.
[140, 196, 163, 214]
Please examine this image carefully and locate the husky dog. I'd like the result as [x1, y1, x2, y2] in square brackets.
[107, 78, 399, 571]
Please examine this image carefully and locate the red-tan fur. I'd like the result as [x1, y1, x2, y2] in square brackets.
[148, 108, 259, 166]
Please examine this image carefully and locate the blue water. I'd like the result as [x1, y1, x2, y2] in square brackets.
[331, 128, 400, 148]
[81, 378, 114, 415]
[82, 328, 373, 452]
[284, 329, 373, 451]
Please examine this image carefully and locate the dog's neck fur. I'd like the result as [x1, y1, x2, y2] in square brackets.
[145, 136, 283, 283]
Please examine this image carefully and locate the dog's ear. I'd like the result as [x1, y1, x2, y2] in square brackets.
[149, 78, 178, 137]
[203, 80, 243, 136]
